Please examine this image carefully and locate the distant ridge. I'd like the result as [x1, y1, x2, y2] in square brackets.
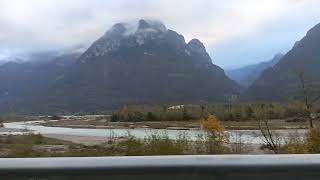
[243, 23, 320, 101]
[227, 53, 283, 88]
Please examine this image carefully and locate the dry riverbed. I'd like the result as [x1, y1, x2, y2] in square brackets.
[0, 127, 29, 135]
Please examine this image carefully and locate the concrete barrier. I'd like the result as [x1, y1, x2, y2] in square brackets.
[0, 155, 320, 179]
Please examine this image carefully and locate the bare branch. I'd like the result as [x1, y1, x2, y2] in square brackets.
[258, 120, 278, 153]
[259, 122, 272, 146]
[298, 71, 314, 128]
[264, 120, 277, 151]
[311, 95, 320, 104]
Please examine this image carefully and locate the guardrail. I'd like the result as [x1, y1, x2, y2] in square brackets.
[1, 155, 320, 179]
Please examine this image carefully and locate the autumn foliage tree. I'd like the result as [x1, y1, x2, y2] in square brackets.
[201, 115, 229, 154]
[201, 115, 224, 133]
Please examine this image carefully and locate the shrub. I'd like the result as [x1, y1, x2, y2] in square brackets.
[50, 115, 62, 120]
[285, 128, 320, 154]
[306, 128, 320, 153]
[121, 136, 145, 156]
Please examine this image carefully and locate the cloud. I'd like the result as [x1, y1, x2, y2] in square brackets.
[0, 0, 320, 68]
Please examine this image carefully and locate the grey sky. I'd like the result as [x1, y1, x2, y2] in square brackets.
[0, 0, 320, 69]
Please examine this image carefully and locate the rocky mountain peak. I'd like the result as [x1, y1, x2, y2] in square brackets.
[104, 23, 128, 38]
[81, 20, 213, 64]
[187, 39, 207, 55]
[185, 39, 211, 63]
[188, 39, 206, 52]
[138, 19, 151, 30]
[137, 19, 166, 32]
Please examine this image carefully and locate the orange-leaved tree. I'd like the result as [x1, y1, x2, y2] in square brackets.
[201, 115, 225, 134]
[201, 115, 229, 154]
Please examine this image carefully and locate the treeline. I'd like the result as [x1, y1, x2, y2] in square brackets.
[111, 102, 320, 122]
[110, 105, 196, 122]
[209, 102, 314, 121]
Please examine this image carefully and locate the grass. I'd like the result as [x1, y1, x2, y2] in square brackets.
[0, 130, 239, 157]
[0, 134, 71, 157]
[0, 134, 117, 157]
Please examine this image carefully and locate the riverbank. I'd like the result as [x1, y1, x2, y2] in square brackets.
[4, 120, 308, 145]
[0, 127, 29, 135]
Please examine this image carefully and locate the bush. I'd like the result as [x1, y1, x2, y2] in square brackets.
[144, 134, 186, 155]
[306, 128, 320, 153]
[286, 128, 320, 154]
[50, 115, 62, 120]
[121, 136, 145, 156]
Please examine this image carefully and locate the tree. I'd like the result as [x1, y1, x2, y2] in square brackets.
[201, 115, 225, 133]
[182, 106, 191, 121]
[160, 105, 167, 121]
[200, 105, 206, 118]
[244, 106, 254, 120]
[201, 115, 228, 153]
[298, 71, 320, 128]
[146, 112, 157, 121]
[254, 107, 282, 153]
[258, 120, 281, 154]
[110, 114, 120, 122]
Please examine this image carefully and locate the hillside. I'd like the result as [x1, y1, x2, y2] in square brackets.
[243, 23, 320, 101]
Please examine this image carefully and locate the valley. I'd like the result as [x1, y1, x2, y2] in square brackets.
[0, 19, 319, 156]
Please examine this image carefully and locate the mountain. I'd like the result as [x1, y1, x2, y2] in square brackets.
[243, 23, 320, 101]
[0, 52, 80, 113]
[226, 53, 283, 88]
[0, 19, 240, 114]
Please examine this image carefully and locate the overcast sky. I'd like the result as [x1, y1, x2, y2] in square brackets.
[0, 0, 320, 69]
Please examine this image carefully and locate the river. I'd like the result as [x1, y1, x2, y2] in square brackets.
[3, 121, 307, 144]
